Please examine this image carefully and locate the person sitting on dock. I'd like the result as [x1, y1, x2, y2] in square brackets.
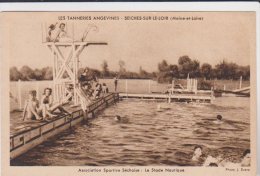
[40, 88, 71, 120]
[79, 67, 96, 87]
[22, 90, 42, 121]
[92, 83, 102, 99]
[82, 82, 93, 97]
[102, 83, 109, 94]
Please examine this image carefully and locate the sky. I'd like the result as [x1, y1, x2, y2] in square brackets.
[6, 12, 255, 72]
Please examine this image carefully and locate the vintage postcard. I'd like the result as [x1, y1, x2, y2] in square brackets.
[0, 2, 258, 176]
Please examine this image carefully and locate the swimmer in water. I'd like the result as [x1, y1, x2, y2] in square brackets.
[115, 115, 121, 121]
[192, 145, 220, 166]
[192, 145, 203, 162]
[219, 149, 251, 167]
[241, 149, 251, 167]
[114, 115, 129, 123]
[213, 114, 223, 124]
[156, 104, 171, 112]
[209, 163, 218, 167]
[203, 155, 220, 167]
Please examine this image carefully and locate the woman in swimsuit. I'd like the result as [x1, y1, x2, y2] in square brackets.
[41, 88, 71, 120]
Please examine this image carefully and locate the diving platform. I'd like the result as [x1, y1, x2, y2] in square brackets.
[119, 93, 214, 103]
[10, 93, 119, 160]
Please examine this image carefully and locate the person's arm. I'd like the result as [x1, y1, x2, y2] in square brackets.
[22, 100, 28, 121]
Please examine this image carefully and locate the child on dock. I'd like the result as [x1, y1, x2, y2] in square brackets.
[22, 90, 42, 121]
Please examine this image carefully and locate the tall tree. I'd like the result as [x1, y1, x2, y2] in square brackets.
[158, 60, 169, 72]
[178, 55, 193, 78]
[201, 63, 212, 80]
[169, 64, 179, 78]
[20, 65, 35, 80]
[34, 68, 43, 80]
[42, 66, 53, 80]
[119, 60, 126, 73]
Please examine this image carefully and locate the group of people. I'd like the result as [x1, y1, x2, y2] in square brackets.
[46, 22, 72, 43]
[46, 22, 97, 43]
[22, 88, 71, 121]
[192, 145, 251, 167]
[190, 114, 250, 167]
[79, 67, 109, 100]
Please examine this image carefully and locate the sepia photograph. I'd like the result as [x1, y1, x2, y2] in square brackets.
[1, 5, 258, 176]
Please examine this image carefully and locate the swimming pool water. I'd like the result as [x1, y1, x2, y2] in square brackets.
[11, 97, 250, 166]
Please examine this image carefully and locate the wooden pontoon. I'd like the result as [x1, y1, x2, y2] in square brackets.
[10, 93, 119, 160]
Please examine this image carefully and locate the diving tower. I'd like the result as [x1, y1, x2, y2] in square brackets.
[43, 23, 107, 107]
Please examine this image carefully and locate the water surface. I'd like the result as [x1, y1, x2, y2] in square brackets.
[11, 97, 250, 166]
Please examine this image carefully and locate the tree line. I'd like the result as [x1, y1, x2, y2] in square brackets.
[156, 55, 250, 83]
[10, 56, 250, 83]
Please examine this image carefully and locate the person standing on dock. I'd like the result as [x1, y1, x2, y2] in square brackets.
[114, 74, 118, 92]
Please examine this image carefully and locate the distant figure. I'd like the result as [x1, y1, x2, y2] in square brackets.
[102, 83, 109, 94]
[22, 90, 42, 121]
[213, 114, 223, 124]
[156, 104, 171, 112]
[114, 115, 121, 121]
[114, 75, 118, 92]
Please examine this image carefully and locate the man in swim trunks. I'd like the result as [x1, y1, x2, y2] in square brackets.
[22, 90, 42, 121]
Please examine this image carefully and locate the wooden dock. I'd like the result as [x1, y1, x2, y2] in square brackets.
[10, 93, 119, 160]
[119, 92, 214, 103]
